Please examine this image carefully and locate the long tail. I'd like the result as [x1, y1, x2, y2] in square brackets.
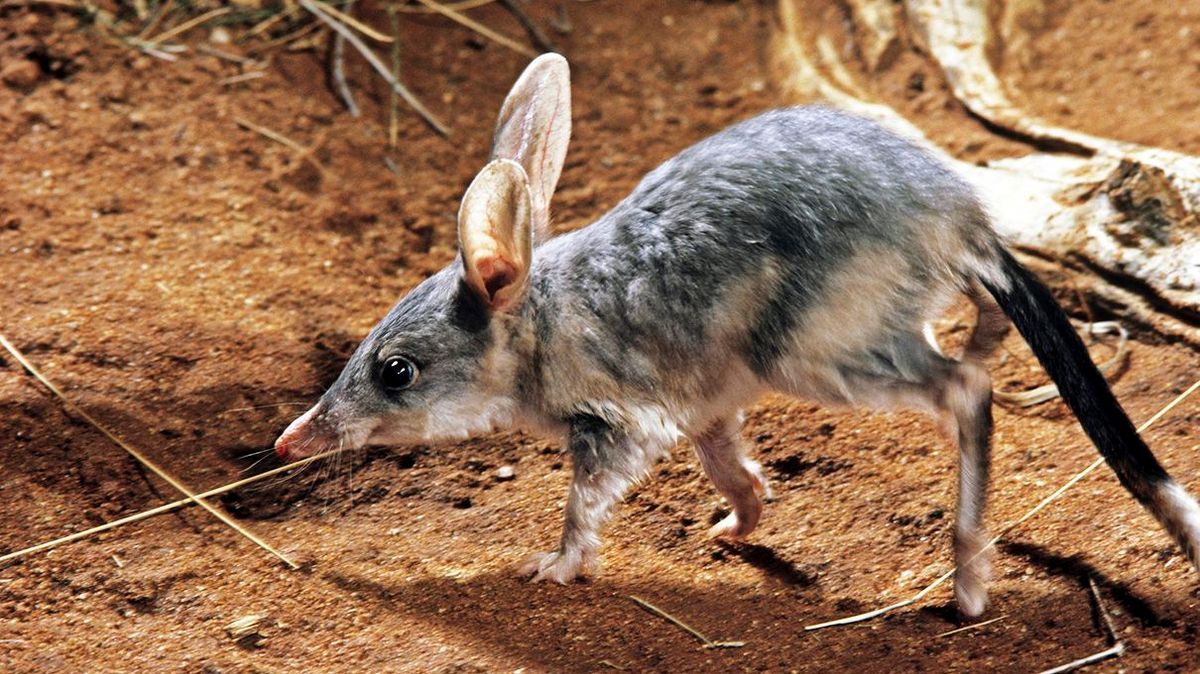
[979, 246, 1200, 571]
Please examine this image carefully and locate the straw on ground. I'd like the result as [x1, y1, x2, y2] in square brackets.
[1036, 577, 1123, 674]
[234, 116, 330, 179]
[0, 446, 343, 566]
[414, 0, 538, 58]
[629, 595, 745, 649]
[0, 333, 298, 568]
[300, 0, 450, 136]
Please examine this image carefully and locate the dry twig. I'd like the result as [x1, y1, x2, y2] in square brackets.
[0, 0, 84, 9]
[196, 44, 263, 67]
[1036, 578, 1124, 674]
[235, 116, 329, 177]
[387, 2, 402, 147]
[143, 6, 232, 46]
[629, 595, 745, 649]
[934, 615, 1006, 638]
[332, 0, 362, 116]
[308, 0, 394, 42]
[414, 0, 537, 57]
[219, 71, 266, 86]
[249, 21, 323, 54]
[0, 334, 297, 569]
[499, 0, 558, 53]
[994, 320, 1129, 407]
[135, 0, 173, 39]
[393, 0, 497, 13]
[246, 10, 290, 39]
[0, 446, 343, 565]
[301, 0, 450, 136]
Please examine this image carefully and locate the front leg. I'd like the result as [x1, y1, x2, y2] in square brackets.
[521, 413, 667, 583]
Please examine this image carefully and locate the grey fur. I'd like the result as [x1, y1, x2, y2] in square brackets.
[274, 56, 1198, 618]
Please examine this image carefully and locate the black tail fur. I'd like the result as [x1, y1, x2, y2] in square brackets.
[980, 247, 1168, 503]
[980, 246, 1200, 571]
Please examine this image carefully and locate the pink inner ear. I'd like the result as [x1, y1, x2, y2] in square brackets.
[477, 256, 517, 303]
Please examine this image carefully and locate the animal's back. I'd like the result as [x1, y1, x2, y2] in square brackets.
[532, 106, 998, 410]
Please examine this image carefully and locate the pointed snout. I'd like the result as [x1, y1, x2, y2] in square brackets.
[274, 405, 320, 462]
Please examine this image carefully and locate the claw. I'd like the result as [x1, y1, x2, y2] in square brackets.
[519, 550, 588, 583]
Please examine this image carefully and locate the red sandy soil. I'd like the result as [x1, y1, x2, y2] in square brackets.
[0, 1, 1197, 672]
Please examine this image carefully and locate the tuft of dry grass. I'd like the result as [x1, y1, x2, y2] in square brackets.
[20, 0, 555, 137]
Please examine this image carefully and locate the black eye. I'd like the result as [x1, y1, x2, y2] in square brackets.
[379, 356, 418, 392]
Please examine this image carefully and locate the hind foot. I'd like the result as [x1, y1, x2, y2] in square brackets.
[519, 548, 593, 584]
[954, 530, 992, 618]
[708, 511, 757, 540]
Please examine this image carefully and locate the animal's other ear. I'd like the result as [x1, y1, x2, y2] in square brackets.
[457, 159, 534, 312]
[490, 53, 571, 243]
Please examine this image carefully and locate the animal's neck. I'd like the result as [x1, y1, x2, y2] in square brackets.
[504, 270, 555, 418]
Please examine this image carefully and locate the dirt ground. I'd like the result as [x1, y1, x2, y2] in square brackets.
[1, 1, 1198, 672]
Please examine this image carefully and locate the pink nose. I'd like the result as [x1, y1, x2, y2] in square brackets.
[274, 405, 318, 461]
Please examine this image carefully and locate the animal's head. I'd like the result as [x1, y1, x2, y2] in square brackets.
[274, 53, 571, 461]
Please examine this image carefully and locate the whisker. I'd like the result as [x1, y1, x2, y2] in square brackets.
[346, 439, 357, 509]
[237, 446, 276, 460]
[240, 450, 277, 475]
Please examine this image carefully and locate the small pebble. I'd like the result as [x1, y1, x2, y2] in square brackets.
[495, 465, 516, 481]
[209, 26, 232, 44]
[1, 60, 41, 90]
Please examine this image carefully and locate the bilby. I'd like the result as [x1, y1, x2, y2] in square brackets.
[274, 54, 1200, 616]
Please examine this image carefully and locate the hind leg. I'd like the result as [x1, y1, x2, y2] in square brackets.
[690, 416, 773, 540]
[940, 359, 995, 618]
[772, 330, 995, 616]
[859, 354, 996, 617]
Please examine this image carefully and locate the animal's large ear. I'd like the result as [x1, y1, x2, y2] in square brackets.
[490, 53, 571, 243]
[458, 159, 534, 312]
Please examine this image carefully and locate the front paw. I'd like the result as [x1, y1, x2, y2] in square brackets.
[519, 549, 590, 584]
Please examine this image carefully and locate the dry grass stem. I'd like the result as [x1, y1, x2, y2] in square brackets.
[1038, 644, 1124, 674]
[994, 321, 1128, 407]
[135, 0, 173, 39]
[806, 376, 1200, 631]
[301, 0, 450, 136]
[0, 0, 83, 8]
[629, 595, 745, 649]
[196, 44, 263, 66]
[498, 0, 557, 52]
[246, 10, 289, 39]
[387, 3, 401, 147]
[137, 45, 180, 61]
[392, 0, 497, 13]
[143, 6, 232, 46]
[1087, 577, 1120, 643]
[0, 447, 343, 565]
[1035, 578, 1124, 674]
[414, 0, 537, 57]
[249, 21, 322, 53]
[309, 0, 394, 42]
[234, 116, 329, 177]
[332, 0, 362, 116]
[935, 615, 1006, 638]
[0, 333, 298, 569]
[219, 71, 266, 85]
